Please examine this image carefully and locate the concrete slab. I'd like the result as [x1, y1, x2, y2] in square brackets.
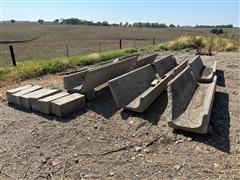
[153, 55, 178, 77]
[133, 53, 158, 69]
[51, 93, 85, 117]
[109, 64, 172, 112]
[7, 85, 32, 104]
[189, 55, 216, 83]
[167, 67, 217, 134]
[20, 88, 61, 110]
[38, 92, 69, 114]
[64, 55, 138, 95]
[10, 85, 43, 106]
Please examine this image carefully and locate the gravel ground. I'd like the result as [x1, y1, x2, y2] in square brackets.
[0, 51, 239, 179]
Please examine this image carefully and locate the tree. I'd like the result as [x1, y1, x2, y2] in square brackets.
[53, 19, 59, 24]
[38, 19, 44, 24]
[10, 19, 15, 23]
[169, 24, 175, 27]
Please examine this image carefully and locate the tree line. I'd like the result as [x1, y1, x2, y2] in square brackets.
[6, 18, 235, 29]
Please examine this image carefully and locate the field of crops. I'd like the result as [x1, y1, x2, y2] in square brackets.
[0, 23, 239, 66]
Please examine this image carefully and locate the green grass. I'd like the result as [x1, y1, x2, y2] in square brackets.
[0, 48, 137, 87]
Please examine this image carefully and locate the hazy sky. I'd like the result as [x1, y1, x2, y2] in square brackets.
[1, 0, 240, 26]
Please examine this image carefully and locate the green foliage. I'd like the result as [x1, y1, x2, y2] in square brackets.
[210, 28, 224, 35]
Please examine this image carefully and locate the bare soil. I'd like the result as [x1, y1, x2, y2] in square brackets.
[0, 51, 239, 179]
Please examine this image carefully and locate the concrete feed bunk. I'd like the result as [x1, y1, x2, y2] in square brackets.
[109, 64, 172, 113]
[133, 53, 158, 69]
[153, 55, 188, 78]
[64, 55, 138, 94]
[167, 67, 217, 134]
[189, 55, 217, 83]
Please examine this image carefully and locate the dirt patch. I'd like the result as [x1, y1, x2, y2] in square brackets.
[0, 51, 239, 179]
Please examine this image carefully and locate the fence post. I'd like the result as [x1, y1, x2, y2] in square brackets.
[66, 43, 69, 57]
[119, 39, 122, 49]
[98, 40, 101, 53]
[9, 45, 17, 66]
[133, 40, 136, 48]
[153, 38, 156, 46]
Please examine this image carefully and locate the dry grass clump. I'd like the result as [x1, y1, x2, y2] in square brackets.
[155, 35, 239, 51]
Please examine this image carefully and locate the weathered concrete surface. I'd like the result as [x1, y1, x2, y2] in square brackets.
[20, 88, 61, 110]
[38, 92, 69, 114]
[167, 67, 217, 134]
[153, 55, 178, 77]
[64, 69, 89, 93]
[7, 85, 32, 104]
[133, 53, 158, 69]
[9, 85, 43, 106]
[64, 55, 138, 94]
[189, 55, 217, 83]
[109, 64, 172, 112]
[172, 59, 188, 78]
[51, 93, 85, 117]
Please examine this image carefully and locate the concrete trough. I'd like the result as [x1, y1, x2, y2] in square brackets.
[7, 85, 32, 104]
[153, 55, 178, 77]
[64, 55, 138, 96]
[37, 92, 69, 114]
[189, 55, 217, 83]
[133, 53, 158, 69]
[20, 88, 61, 110]
[109, 64, 172, 113]
[9, 85, 43, 106]
[51, 93, 85, 117]
[167, 67, 217, 134]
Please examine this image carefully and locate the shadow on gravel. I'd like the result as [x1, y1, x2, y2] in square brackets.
[121, 91, 168, 125]
[216, 69, 225, 87]
[9, 103, 87, 123]
[88, 85, 119, 119]
[173, 92, 230, 153]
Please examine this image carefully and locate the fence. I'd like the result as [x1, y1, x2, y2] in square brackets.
[0, 38, 161, 67]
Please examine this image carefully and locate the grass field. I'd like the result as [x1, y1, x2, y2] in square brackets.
[1, 23, 239, 66]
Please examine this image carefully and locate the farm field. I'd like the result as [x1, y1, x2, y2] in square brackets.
[0, 50, 239, 179]
[1, 23, 239, 66]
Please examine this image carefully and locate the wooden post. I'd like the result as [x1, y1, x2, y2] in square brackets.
[65, 43, 69, 57]
[9, 45, 16, 66]
[119, 39, 122, 49]
[153, 38, 156, 46]
[98, 40, 101, 53]
[134, 40, 136, 48]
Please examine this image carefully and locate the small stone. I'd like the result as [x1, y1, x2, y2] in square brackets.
[132, 134, 136, 137]
[52, 159, 60, 166]
[129, 120, 134, 125]
[143, 148, 151, 153]
[94, 124, 98, 129]
[213, 163, 219, 168]
[42, 158, 47, 164]
[186, 137, 192, 141]
[174, 164, 182, 170]
[109, 170, 116, 176]
[73, 153, 78, 157]
[138, 154, 144, 157]
[135, 146, 142, 152]
[195, 146, 201, 151]
[175, 140, 184, 144]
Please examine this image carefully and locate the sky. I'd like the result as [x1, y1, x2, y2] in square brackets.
[0, 0, 240, 26]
